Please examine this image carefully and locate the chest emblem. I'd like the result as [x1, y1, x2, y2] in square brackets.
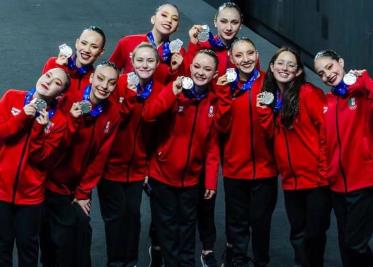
[348, 97, 357, 110]
[208, 105, 214, 118]
[177, 106, 184, 113]
[11, 107, 21, 116]
[104, 121, 111, 134]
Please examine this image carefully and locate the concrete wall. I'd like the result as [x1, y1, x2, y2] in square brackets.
[205, 0, 373, 73]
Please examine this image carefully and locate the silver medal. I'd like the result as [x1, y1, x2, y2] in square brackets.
[79, 100, 92, 114]
[226, 68, 237, 83]
[169, 39, 183, 53]
[258, 92, 274, 105]
[58, 43, 73, 58]
[182, 77, 194, 90]
[343, 72, 357, 86]
[197, 25, 210, 42]
[35, 98, 47, 112]
[127, 72, 140, 86]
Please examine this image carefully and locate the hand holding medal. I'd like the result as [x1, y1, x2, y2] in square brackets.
[127, 72, 140, 92]
[172, 76, 184, 95]
[56, 43, 73, 65]
[197, 25, 210, 42]
[256, 91, 274, 108]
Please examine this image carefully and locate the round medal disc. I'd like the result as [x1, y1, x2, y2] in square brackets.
[343, 72, 357, 86]
[226, 68, 237, 83]
[182, 77, 194, 90]
[127, 72, 140, 86]
[261, 92, 274, 105]
[197, 25, 210, 42]
[79, 100, 92, 114]
[58, 43, 73, 58]
[169, 39, 183, 53]
[35, 98, 47, 112]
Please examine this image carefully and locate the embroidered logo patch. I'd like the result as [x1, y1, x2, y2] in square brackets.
[348, 97, 357, 110]
[118, 97, 124, 104]
[323, 106, 328, 114]
[11, 107, 21, 116]
[208, 105, 214, 118]
[177, 106, 184, 113]
[104, 121, 111, 134]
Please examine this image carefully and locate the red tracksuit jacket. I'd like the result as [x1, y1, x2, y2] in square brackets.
[103, 74, 164, 183]
[143, 83, 220, 190]
[0, 90, 67, 205]
[257, 83, 329, 190]
[45, 89, 120, 199]
[325, 71, 373, 193]
[109, 34, 184, 84]
[42, 56, 93, 95]
[214, 71, 278, 180]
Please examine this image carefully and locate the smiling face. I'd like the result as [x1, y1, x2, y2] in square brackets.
[75, 29, 105, 67]
[215, 7, 241, 42]
[35, 68, 69, 98]
[270, 51, 301, 85]
[132, 46, 159, 81]
[314, 56, 345, 87]
[151, 4, 179, 37]
[89, 65, 118, 103]
[190, 52, 217, 87]
[230, 40, 258, 78]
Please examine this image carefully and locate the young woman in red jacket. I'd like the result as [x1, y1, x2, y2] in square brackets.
[42, 26, 105, 95]
[314, 50, 373, 267]
[256, 47, 331, 267]
[40, 62, 121, 267]
[186, 4, 243, 266]
[143, 49, 220, 267]
[0, 68, 70, 267]
[98, 43, 164, 267]
[109, 3, 184, 84]
[215, 38, 278, 267]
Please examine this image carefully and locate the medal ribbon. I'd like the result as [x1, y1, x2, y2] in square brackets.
[83, 85, 106, 117]
[136, 80, 153, 100]
[24, 88, 57, 118]
[147, 32, 171, 63]
[230, 68, 260, 97]
[67, 56, 94, 76]
[208, 33, 226, 50]
[273, 89, 283, 114]
[183, 85, 208, 101]
[332, 80, 349, 97]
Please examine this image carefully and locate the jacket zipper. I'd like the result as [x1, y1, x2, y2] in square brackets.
[126, 104, 144, 182]
[12, 129, 32, 203]
[335, 98, 348, 192]
[284, 130, 298, 190]
[248, 90, 256, 178]
[181, 102, 200, 187]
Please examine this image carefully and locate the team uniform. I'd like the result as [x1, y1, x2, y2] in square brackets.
[0, 89, 67, 267]
[98, 73, 164, 267]
[109, 33, 184, 84]
[215, 70, 278, 267]
[257, 83, 331, 267]
[324, 71, 373, 267]
[40, 86, 120, 267]
[143, 82, 220, 267]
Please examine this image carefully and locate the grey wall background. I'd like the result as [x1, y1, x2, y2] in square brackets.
[205, 0, 373, 73]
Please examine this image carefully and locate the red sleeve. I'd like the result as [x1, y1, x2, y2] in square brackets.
[74, 118, 120, 200]
[213, 83, 232, 133]
[303, 85, 328, 179]
[256, 105, 275, 138]
[0, 91, 34, 140]
[142, 83, 177, 121]
[109, 38, 127, 71]
[204, 125, 220, 190]
[114, 75, 137, 117]
[350, 71, 373, 100]
[42, 57, 66, 74]
[28, 115, 68, 168]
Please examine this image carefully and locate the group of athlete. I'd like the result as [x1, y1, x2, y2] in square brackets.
[0, 2, 372, 267]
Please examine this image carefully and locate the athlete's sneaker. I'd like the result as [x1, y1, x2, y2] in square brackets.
[200, 252, 218, 267]
[148, 246, 164, 267]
